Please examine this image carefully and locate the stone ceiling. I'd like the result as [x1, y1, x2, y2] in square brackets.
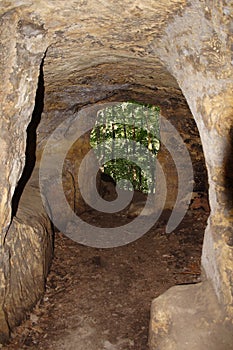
[1, 0, 189, 120]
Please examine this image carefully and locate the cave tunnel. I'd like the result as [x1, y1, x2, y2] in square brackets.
[1, 1, 233, 349]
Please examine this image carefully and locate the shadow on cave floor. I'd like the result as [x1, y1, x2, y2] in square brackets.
[2, 207, 209, 350]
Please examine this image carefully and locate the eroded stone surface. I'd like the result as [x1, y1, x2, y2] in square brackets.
[149, 281, 233, 350]
[3, 181, 53, 335]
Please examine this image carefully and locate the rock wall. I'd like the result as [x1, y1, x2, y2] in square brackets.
[153, 0, 233, 313]
[159, 102, 208, 210]
[0, 8, 51, 342]
[3, 182, 53, 332]
[149, 1, 233, 348]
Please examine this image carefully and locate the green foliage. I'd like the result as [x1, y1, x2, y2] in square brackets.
[90, 102, 160, 193]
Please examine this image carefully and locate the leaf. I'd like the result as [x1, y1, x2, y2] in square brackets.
[90, 102, 160, 193]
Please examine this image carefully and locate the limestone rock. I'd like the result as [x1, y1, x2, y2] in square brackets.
[149, 281, 233, 350]
[2, 182, 53, 335]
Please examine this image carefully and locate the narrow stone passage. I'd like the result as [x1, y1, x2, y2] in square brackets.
[3, 208, 208, 350]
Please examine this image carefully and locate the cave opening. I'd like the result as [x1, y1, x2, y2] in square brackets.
[2, 47, 211, 347]
[5, 75, 210, 349]
[90, 101, 161, 196]
[1, 2, 233, 349]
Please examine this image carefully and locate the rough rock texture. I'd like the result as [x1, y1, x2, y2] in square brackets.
[149, 281, 233, 350]
[4, 182, 53, 330]
[158, 103, 208, 210]
[152, 0, 233, 320]
[0, 176, 53, 343]
[0, 0, 233, 348]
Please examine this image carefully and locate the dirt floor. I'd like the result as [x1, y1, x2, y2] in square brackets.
[2, 205, 209, 350]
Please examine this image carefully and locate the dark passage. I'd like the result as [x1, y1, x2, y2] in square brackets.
[11, 59, 45, 216]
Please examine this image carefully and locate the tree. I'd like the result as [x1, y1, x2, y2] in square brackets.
[90, 102, 160, 193]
